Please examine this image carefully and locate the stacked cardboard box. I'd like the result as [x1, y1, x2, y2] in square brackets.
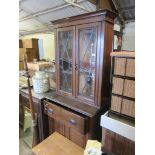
[22, 39, 39, 60]
[19, 39, 39, 70]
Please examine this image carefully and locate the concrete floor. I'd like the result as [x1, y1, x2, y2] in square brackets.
[19, 126, 33, 155]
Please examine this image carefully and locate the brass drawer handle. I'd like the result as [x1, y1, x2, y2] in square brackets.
[69, 119, 76, 125]
[48, 108, 53, 114]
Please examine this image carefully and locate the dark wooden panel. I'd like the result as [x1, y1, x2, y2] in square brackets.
[53, 119, 65, 136]
[46, 102, 88, 134]
[97, 21, 114, 107]
[69, 128, 85, 148]
[102, 128, 135, 155]
[47, 114, 87, 148]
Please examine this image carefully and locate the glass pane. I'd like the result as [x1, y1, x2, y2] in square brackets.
[58, 30, 73, 93]
[78, 27, 97, 99]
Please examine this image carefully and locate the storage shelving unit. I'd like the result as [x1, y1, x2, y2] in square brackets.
[110, 51, 135, 119]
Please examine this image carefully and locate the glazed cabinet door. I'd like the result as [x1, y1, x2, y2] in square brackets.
[56, 26, 75, 97]
[75, 23, 101, 105]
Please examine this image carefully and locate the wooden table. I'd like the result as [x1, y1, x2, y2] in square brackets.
[32, 132, 84, 155]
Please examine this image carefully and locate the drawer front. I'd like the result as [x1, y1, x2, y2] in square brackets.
[123, 79, 135, 98]
[112, 77, 124, 95]
[111, 95, 122, 113]
[114, 58, 126, 76]
[45, 101, 88, 134]
[126, 59, 135, 77]
[121, 99, 135, 118]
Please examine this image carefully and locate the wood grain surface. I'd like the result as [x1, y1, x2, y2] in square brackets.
[32, 132, 84, 155]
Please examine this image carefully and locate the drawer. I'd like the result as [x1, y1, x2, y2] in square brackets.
[126, 59, 135, 77]
[111, 95, 122, 113]
[121, 99, 135, 118]
[112, 77, 124, 95]
[114, 58, 126, 76]
[123, 79, 135, 98]
[45, 101, 88, 134]
[113, 57, 135, 78]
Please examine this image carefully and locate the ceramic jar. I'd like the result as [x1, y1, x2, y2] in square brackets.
[32, 71, 50, 93]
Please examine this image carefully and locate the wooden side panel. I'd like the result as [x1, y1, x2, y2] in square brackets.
[98, 21, 114, 107]
[47, 115, 87, 148]
[47, 102, 88, 134]
[102, 128, 135, 155]
[69, 128, 85, 148]
[54, 120, 65, 136]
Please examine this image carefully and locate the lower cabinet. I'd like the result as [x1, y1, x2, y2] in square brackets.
[44, 100, 89, 148]
[19, 92, 44, 142]
[48, 118, 87, 147]
[19, 94, 30, 126]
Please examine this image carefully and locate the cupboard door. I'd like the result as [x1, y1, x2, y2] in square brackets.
[56, 27, 75, 97]
[76, 23, 101, 105]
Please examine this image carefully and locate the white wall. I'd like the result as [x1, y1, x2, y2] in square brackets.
[122, 22, 135, 51]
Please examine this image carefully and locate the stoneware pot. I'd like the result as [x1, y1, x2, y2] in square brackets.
[32, 71, 50, 93]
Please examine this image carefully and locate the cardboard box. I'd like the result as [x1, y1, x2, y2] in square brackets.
[26, 48, 37, 62]
[27, 61, 51, 71]
[22, 39, 39, 49]
[19, 48, 25, 61]
[19, 48, 38, 62]
[19, 61, 24, 70]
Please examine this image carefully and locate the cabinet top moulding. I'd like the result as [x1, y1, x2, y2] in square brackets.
[51, 9, 117, 28]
